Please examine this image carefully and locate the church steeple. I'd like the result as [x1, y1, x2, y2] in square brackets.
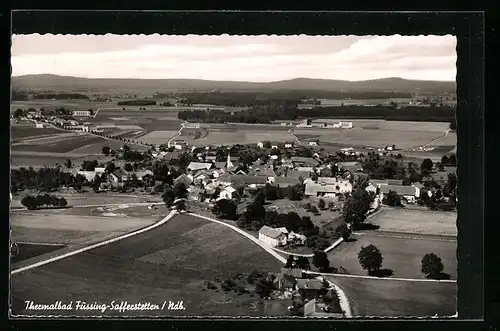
[226, 149, 234, 169]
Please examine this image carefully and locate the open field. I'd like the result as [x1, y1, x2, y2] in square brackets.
[10, 152, 113, 168]
[327, 276, 456, 317]
[327, 232, 456, 279]
[12, 133, 109, 154]
[370, 208, 457, 237]
[317, 98, 415, 107]
[11, 214, 285, 317]
[11, 191, 162, 209]
[11, 100, 113, 111]
[136, 130, 181, 145]
[311, 119, 451, 133]
[11, 125, 64, 141]
[294, 127, 445, 150]
[189, 131, 293, 146]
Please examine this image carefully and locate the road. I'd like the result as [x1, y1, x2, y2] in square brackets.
[167, 121, 187, 148]
[288, 129, 302, 145]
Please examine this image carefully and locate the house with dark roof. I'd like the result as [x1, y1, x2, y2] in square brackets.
[296, 279, 324, 300]
[229, 175, 269, 188]
[305, 180, 352, 197]
[258, 225, 288, 247]
[380, 184, 420, 203]
[110, 168, 130, 183]
[174, 174, 193, 187]
[290, 157, 319, 167]
[273, 268, 302, 291]
[286, 170, 312, 182]
[271, 176, 300, 188]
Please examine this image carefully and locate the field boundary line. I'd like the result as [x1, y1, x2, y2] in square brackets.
[93, 109, 100, 118]
[304, 270, 457, 283]
[11, 210, 177, 275]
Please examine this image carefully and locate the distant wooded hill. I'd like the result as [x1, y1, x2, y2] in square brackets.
[11, 74, 456, 94]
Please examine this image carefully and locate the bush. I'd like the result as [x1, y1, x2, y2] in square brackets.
[304, 202, 312, 211]
[318, 199, 326, 210]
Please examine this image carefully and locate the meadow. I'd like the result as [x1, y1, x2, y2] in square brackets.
[327, 232, 457, 280]
[327, 276, 457, 317]
[370, 208, 457, 237]
[10, 213, 285, 317]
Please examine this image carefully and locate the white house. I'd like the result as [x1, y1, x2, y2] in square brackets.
[94, 167, 106, 175]
[271, 145, 278, 149]
[72, 110, 92, 117]
[257, 142, 264, 148]
[365, 183, 377, 194]
[35, 123, 44, 128]
[284, 142, 294, 148]
[217, 186, 237, 201]
[308, 141, 318, 146]
[258, 226, 288, 247]
[187, 162, 213, 172]
[288, 231, 307, 245]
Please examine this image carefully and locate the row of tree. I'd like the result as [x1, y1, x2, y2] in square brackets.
[178, 105, 456, 124]
[11, 167, 86, 192]
[21, 194, 68, 210]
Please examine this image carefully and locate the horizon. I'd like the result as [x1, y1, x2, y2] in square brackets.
[11, 73, 455, 83]
[11, 35, 457, 82]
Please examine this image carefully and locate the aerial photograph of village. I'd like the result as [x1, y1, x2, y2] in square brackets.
[10, 34, 457, 318]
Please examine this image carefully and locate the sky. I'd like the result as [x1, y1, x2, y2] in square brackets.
[11, 34, 457, 82]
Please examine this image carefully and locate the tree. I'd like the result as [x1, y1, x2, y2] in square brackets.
[13, 108, 24, 118]
[383, 190, 401, 206]
[309, 205, 319, 215]
[421, 253, 444, 278]
[124, 163, 133, 172]
[105, 162, 116, 174]
[212, 199, 238, 220]
[64, 159, 72, 168]
[173, 182, 188, 199]
[342, 186, 374, 229]
[441, 155, 449, 165]
[247, 270, 264, 284]
[421, 158, 434, 173]
[263, 141, 272, 149]
[102, 145, 110, 156]
[174, 199, 186, 212]
[122, 144, 131, 152]
[328, 201, 335, 210]
[162, 187, 176, 207]
[285, 255, 296, 268]
[448, 154, 457, 166]
[312, 250, 330, 272]
[318, 199, 326, 210]
[255, 276, 274, 298]
[286, 184, 304, 201]
[295, 256, 310, 270]
[358, 244, 383, 275]
[338, 223, 351, 241]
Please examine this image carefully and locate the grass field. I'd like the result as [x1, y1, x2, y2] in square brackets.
[265, 199, 342, 228]
[327, 276, 457, 317]
[12, 134, 109, 154]
[310, 119, 450, 133]
[10, 214, 285, 317]
[136, 130, 181, 145]
[11, 125, 64, 141]
[12, 243, 67, 264]
[294, 127, 444, 150]
[191, 131, 293, 146]
[370, 208, 457, 237]
[327, 232, 456, 279]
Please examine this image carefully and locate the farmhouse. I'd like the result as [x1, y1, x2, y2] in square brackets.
[72, 110, 92, 117]
[365, 183, 377, 194]
[273, 268, 302, 291]
[380, 185, 420, 203]
[308, 141, 318, 146]
[271, 176, 300, 188]
[370, 179, 404, 187]
[305, 180, 352, 197]
[284, 142, 295, 148]
[257, 142, 264, 148]
[288, 231, 307, 245]
[109, 168, 130, 183]
[286, 170, 312, 182]
[290, 157, 319, 167]
[35, 122, 44, 128]
[174, 174, 193, 187]
[336, 161, 363, 172]
[258, 225, 288, 247]
[304, 299, 343, 317]
[296, 279, 323, 300]
[317, 177, 337, 185]
[217, 186, 237, 201]
[297, 166, 315, 173]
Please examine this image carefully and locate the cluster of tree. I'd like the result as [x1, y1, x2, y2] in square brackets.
[449, 118, 457, 130]
[441, 154, 457, 166]
[11, 167, 86, 192]
[383, 190, 402, 207]
[418, 180, 457, 211]
[161, 182, 189, 207]
[361, 152, 407, 180]
[179, 92, 302, 107]
[285, 255, 311, 270]
[421, 253, 447, 279]
[342, 181, 376, 230]
[305, 222, 350, 250]
[116, 100, 157, 106]
[21, 194, 68, 210]
[33, 93, 90, 100]
[12, 91, 29, 101]
[122, 150, 146, 162]
[358, 244, 384, 276]
[178, 105, 456, 124]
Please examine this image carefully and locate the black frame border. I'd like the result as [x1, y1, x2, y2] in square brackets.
[3, 9, 487, 331]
